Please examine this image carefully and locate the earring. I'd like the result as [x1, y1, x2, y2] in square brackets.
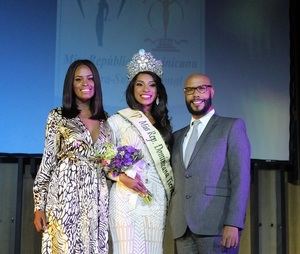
[156, 97, 159, 105]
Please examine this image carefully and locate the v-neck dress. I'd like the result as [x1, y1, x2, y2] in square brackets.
[33, 108, 112, 254]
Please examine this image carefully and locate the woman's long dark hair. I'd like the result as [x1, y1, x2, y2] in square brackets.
[62, 59, 107, 120]
[125, 71, 173, 148]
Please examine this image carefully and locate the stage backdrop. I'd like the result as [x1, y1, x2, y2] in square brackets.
[0, 0, 290, 161]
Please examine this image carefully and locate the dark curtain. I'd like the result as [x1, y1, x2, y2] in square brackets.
[289, 0, 300, 184]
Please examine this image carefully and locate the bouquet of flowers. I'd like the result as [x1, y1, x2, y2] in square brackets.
[96, 143, 153, 204]
[99, 144, 143, 176]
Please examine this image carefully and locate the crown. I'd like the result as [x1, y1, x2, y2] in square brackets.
[127, 49, 163, 81]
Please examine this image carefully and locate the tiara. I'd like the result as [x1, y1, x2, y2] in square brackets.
[127, 49, 163, 81]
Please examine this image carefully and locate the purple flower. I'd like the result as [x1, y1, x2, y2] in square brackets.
[108, 145, 143, 175]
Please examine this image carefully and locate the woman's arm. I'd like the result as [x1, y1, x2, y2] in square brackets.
[33, 109, 60, 227]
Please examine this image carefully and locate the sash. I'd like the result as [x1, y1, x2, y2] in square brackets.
[118, 108, 174, 201]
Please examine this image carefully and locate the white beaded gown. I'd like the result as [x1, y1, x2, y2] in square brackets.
[108, 113, 167, 254]
[33, 108, 111, 254]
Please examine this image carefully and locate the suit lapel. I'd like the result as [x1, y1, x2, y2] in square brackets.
[177, 126, 189, 170]
[187, 115, 219, 167]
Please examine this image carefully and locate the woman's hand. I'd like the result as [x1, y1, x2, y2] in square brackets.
[33, 210, 47, 232]
[119, 173, 148, 195]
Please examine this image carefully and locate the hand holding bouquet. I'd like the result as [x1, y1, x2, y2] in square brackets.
[109, 145, 143, 176]
[96, 143, 153, 204]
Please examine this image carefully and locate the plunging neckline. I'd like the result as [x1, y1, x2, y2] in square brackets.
[77, 116, 100, 145]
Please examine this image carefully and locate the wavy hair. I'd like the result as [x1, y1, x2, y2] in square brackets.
[125, 71, 173, 147]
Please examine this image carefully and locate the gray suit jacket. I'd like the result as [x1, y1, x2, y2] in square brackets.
[169, 114, 251, 239]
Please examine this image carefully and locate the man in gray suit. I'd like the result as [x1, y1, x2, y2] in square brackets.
[169, 73, 250, 254]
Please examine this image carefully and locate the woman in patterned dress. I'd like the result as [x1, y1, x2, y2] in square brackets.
[33, 60, 111, 254]
[108, 49, 174, 254]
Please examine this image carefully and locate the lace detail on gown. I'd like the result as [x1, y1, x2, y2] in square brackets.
[108, 113, 167, 254]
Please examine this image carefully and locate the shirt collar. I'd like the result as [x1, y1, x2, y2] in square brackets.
[190, 109, 215, 127]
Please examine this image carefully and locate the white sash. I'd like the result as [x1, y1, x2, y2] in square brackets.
[118, 108, 174, 201]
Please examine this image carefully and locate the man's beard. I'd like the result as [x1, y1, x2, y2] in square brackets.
[185, 97, 212, 116]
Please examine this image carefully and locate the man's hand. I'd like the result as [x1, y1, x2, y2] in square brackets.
[33, 210, 47, 232]
[221, 225, 239, 248]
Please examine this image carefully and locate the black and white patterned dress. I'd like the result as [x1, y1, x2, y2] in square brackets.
[33, 108, 111, 254]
